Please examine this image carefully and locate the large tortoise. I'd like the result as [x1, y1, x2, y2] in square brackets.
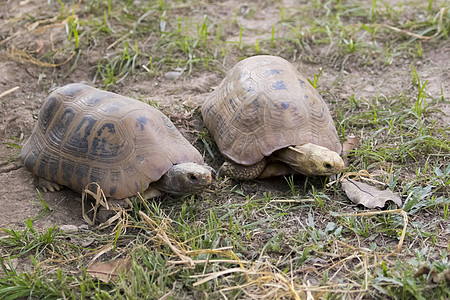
[21, 83, 212, 199]
[201, 55, 344, 180]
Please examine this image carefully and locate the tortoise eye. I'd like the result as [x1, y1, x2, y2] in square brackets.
[323, 162, 332, 169]
[189, 174, 198, 181]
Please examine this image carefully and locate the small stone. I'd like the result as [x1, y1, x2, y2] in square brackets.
[59, 224, 78, 232]
[81, 238, 95, 247]
[164, 71, 182, 80]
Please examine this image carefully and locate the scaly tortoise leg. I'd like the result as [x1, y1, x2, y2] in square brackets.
[257, 162, 296, 179]
[218, 159, 266, 180]
[143, 189, 164, 199]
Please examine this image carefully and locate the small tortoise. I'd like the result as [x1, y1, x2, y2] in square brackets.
[21, 83, 212, 199]
[201, 55, 344, 180]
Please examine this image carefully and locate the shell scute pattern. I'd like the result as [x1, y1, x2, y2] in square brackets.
[265, 68, 283, 75]
[65, 115, 97, 156]
[47, 108, 76, 150]
[272, 81, 287, 90]
[37, 152, 51, 179]
[47, 156, 60, 180]
[39, 96, 59, 129]
[89, 167, 108, 185]
[61, 160, 75, 183]
[135, 116, 147, 131]
[74, 163, 90, 191]
[22, 136, 40, 171]
[21, 83, 204, 199]
[89, 122, 124, 159]
[161, 114, 180, 134]
[79, 91, 110, 107]
[59, 83, 86, 97]
[201, 55, 342, 166]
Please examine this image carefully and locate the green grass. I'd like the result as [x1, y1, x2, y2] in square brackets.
[1, 0, 449, 299]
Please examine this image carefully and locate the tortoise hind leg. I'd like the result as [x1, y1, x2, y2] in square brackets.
[218, 159, 266, 180]
[38, 178, 62, 192]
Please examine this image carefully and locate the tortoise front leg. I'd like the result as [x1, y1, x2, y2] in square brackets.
[218, 159, 266, 180]
[257, 162, 296, 179]
[143, 188, 163, 199]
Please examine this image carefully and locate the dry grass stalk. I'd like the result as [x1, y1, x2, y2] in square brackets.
[7, 45, 75, 67]
[107, 31, 134, 50]
[168, 259, 250, 265]
[337, 169, 388, 186]
[139, 211, 195, 267]
[82, 183, 130, 233]
[270, 199, 315, 203]
[138, 210, 307, 299]
[82, 183, 110, 225]
[210, 268, 304, 299]
[86, 244, 114, 268]
[380, 8, 445, 41]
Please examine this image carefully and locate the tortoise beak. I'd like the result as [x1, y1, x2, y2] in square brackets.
[188, 171, 213, 186]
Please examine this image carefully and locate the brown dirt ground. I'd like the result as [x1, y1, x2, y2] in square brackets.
[0, 0, 448, 233]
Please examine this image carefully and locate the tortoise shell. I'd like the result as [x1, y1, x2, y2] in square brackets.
[201, 55, 342, 166]
[21, 83, 204, 199]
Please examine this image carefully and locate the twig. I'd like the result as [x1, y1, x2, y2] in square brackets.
[0, 31, 20, 46]
[107, 31, 133, 50]
[86, 244, 114, 268]
[270, 199, 315, 203]
[378, 8, 445, 41]
[168, 259, 250, 265]
[192, 268, 251, 287]
[0, 86, 20, 99]
[274, 273, 302, 300]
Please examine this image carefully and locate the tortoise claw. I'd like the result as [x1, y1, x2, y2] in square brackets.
[38, 178, 62, 193]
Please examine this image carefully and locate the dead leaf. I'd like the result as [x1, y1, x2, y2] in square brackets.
[1, 257, 19, 271]
[414, 263, 430, 277]
[342, 134, 358, 154]
[342, 134, 358, 167]
[414, 263, 450, 285]
[443, 269, 450, 285]
[87, 258, 131, 283]
[429, 270, 441, 284]
[341, 178, 402, 208]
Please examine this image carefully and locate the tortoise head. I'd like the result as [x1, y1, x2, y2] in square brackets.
[153, 162, 213, 195]
[273, 143, 345, 176]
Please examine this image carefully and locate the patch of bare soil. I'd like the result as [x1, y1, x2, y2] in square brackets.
[324, 45, 450, 104]
[0, 2, 96, 230]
